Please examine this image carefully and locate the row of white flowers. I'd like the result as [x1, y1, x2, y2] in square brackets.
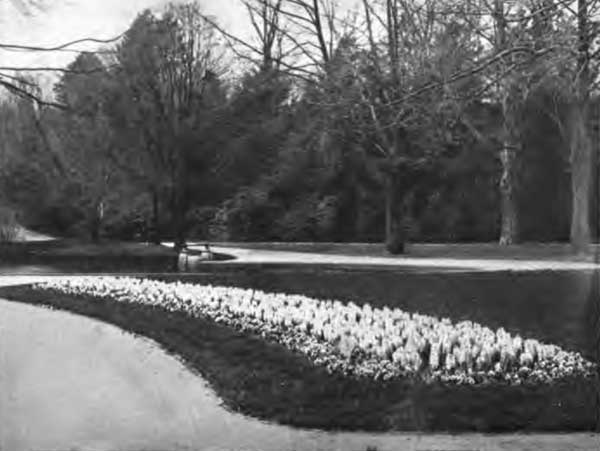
[34, 276, 595, 385]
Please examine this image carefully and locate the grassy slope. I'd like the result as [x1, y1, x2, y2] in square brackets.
[0, 266, 597, 432]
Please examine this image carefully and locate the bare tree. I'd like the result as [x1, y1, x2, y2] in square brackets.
[352, 0, 457, 252]
[0, 0, 122, 106]
[200, 0, 347, 80]
[569, 0, 594, 253]
[504, 0, 600, 252]
[242, 0, 285, 71]
[493, 0, 521, 245]
[279, 0, 336, 65]
[443, 0, 589, 246]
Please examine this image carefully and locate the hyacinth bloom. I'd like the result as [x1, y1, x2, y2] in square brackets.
[33, 276, 596, 385]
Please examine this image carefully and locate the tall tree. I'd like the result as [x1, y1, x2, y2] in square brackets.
[351, 0, 481, 252]
[112, 3, 225, 249]
[52, 52, 117, 241]
[493, 0, 521, 244]
[569, 0, 594, 252]
[515, 0, 599, 251]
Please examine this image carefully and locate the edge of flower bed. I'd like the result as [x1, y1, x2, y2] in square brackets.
[0, 282, 597, 433]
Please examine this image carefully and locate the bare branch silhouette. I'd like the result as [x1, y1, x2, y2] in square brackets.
[0, 35, 123, 52]
[0, 65, 112, 73]
[0, 77, 67, 109]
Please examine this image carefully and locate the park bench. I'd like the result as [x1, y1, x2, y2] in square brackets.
[178, 242, 214, 271]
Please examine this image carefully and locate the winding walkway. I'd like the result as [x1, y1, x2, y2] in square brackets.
[181, 243, 600, 272]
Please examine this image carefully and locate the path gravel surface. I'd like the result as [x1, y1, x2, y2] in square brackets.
[181, 243, 600, 272]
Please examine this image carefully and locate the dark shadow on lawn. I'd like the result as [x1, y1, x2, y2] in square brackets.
[0, 239, 178, 272]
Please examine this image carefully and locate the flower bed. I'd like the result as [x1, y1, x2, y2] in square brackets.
[34, 276, 596, 385]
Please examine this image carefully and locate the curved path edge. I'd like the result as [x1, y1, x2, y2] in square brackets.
[176, 243, 600, 272]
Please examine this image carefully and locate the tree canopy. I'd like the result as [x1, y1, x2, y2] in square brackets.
[1, 0, 598, 250]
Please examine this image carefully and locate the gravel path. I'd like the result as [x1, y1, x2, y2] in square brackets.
[182, 244, 600, 272]
[17, 228, 55, 241]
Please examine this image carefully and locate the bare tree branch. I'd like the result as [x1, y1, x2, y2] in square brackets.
[0, 78, 67, 109]
[0, 64, 114, 74]
[387, 45, 555, 109]
[198, 9, 319, 79]
[0, 34, 124, 52]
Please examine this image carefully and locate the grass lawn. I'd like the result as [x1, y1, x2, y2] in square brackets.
[0, 239, 177, 271]
[0, 265, 597, 432]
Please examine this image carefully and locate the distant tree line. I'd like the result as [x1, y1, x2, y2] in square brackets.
[0, 0, 598, 252]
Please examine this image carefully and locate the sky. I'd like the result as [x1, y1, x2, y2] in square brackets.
[0, 0, 360, 97]
[0, 0, 248, 66]
[0, 0, 358, 84]
[0, 0, 260, 91]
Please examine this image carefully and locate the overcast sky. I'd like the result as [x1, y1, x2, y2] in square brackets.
[0, 0, 358, 65]
[0, 0, 247, 66]
[0, 0, 358, 93]
[0, 0, 264, 93]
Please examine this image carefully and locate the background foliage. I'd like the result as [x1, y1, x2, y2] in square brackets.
[1, 0, 598, 245]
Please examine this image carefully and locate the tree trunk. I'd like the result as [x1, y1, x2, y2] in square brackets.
[171, 186, 186, 252]
[384, 170, 405, 254]
[90, 226, 99, 243]
[173, 211, 186, 251]
[172, 144, 189, 253]
[499, 138, 519, 245]
[170, 107, 188, 252]
[570, 0, 592, 254]
[150, 189, 160, 244]
[495, 0, 519, 246]
[569, 102, 592, 253]
[89, 201, 104, 243]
